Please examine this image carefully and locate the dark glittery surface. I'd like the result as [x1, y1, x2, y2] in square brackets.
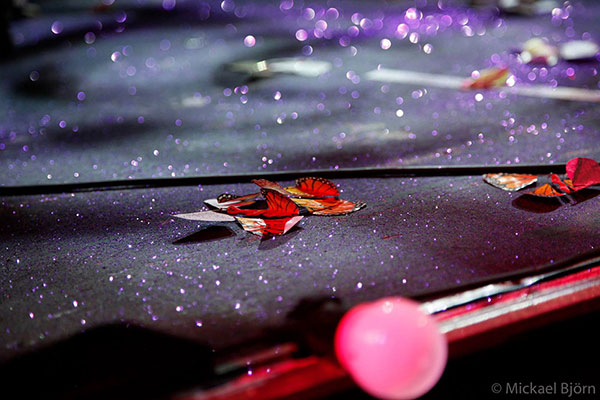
[1, 0, 600, 364]
[1, 0, 600, 186]
[2, 177, 599, 359]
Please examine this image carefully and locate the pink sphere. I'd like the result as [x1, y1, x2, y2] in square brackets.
[335, 297, 447, 400]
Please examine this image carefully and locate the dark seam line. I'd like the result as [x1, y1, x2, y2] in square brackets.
[0, 164, 566, 196]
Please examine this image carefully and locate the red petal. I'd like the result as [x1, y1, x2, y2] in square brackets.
[566, 157, 600, 190]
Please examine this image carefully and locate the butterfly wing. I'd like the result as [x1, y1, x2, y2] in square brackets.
[205, 196, 256, 210]
[235, 217, 267, 236]
[236, 216, 303, 236]
[292, 198, 366, 215]
[483, 173, 538, 191]
[262, 188, 299, 217]
[286, 176, 340, 198]
[523, 183, 566, 197]
[550, 173, 573, 193]
[251, 179, 291, 196]
[263, 216, 304, 235]
[217, 192, 259, 203]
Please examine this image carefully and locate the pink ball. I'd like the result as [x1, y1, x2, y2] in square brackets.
[335, 297, 447, 400]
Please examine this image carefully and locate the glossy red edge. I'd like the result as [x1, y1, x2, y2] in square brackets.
[175, 264, 600, 400]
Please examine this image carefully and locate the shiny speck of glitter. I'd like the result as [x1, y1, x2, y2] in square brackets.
[295, 29, 308, 41]
[380, 38, 392, 50]
[221, 0, 234, 12]
[244, 35, 256, 47]
[51, 21, 64, 35]
[84, 32, 95, 44]
[162, 0, 176, 11]
[396, 23, 409, 39]
[77, 91, 86, 101]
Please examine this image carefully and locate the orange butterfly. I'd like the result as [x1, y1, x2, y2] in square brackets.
[217, 176, 342, 202]
[291, 198, 366, 216]
[485, 172, 573, 198]
[184, 177, 365, 237]
[213, 177, 364, 216]
[229, 189, 304, 236]
[286, 176, 340, 198]
[225, 188, 300, 218]
[483, 157, 600, 199]
[251, 177, 364, 215]
[182, 189, 303, 237]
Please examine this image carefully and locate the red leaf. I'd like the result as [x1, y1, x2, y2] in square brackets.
[566, 157, 600, 190]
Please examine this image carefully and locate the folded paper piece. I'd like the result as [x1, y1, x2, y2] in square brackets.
[175, 177, 365, 237]
[483, 157, 600, 198]
[174, 211, 236, 222]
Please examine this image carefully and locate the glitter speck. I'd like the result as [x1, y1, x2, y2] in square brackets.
[51, 21, 64, 35]
[295, 29, 308, 41]
[221, 0, 234, 12]
[162, 0, 176, 10]
[380, 38, 392, 50]
[396, 24, 409, 39]
[244, 35, 256, 47]
[84, 32, 95, 44]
